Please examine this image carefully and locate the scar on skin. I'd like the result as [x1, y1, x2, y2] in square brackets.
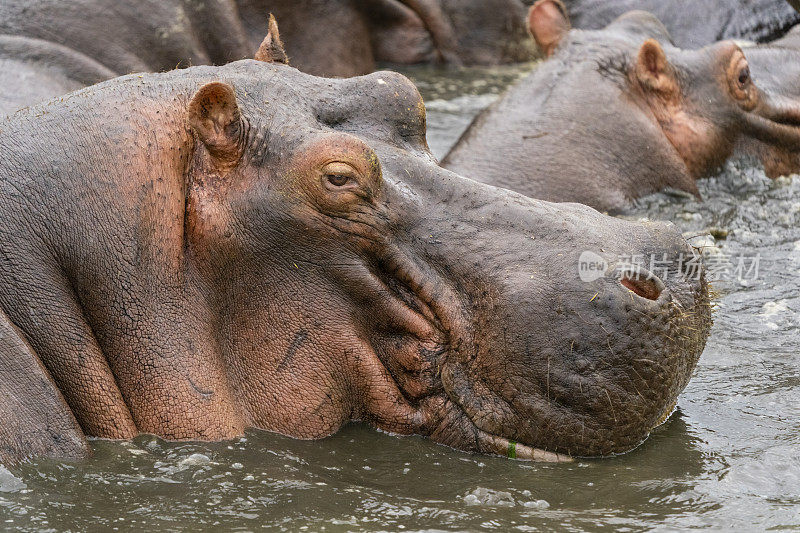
[277, 329, 309, 371]
[188, 376, 214, 399]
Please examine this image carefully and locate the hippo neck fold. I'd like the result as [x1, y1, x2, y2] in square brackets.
[0, 68, 257, 439]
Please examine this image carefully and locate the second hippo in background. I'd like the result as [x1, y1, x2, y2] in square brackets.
[442, 1, 800, 213]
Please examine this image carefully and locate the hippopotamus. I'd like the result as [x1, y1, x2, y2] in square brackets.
[236, 0, 536, 77]
[0, 26, 711, 466]
[442, 1, 800, 213]
[526, 0, 800, 49]
[0, 0, 535, 117]
[734, 26, 800, 177]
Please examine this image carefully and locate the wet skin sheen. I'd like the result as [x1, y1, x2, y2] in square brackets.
[0, 55, 711, 465]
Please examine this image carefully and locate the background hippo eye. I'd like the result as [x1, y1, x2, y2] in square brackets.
[738, 66, 751, 87]
[326, 173, 351, 187]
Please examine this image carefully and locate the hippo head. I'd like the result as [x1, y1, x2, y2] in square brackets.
[527, 0, 800, 191]
[183, 49, 711, 458]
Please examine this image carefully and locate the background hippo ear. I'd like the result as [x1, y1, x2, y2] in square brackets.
[187, 81, 243, 169]
[254, 14, 289, 64]
[635, 39, 679, 96]
[527, 0, 571, 57]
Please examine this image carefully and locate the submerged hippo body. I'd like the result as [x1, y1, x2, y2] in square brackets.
[236, 0, 536, 77]
[0, 0, 535, 117]
[0, 34, 711, 465]
[554, 0, 800, 48]
[0, 0, 254, 116]
[443, 2, 800, 213]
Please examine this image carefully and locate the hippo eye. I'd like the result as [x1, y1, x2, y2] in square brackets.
[321, 161, 361, 191]
[738, 66, 751, 87]
[326, 173, 351, 187]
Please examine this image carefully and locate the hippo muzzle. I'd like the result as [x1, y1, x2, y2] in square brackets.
[387, 176, 713, 458]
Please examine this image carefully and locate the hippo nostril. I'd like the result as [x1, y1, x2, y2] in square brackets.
[621, 274, 663, 301]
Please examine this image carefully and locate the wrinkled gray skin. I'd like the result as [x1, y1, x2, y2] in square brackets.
[0, 60, 710, 465]
[442, 10, 800, 213]
[543, 0, 800, 48]
[0, 0, 535, 117]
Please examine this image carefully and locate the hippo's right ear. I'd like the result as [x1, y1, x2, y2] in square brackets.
[188, 81, 243, 170]
[635, 39, 679, 97]
[527, 0, 570, 57]
[254, 14, 289, 64]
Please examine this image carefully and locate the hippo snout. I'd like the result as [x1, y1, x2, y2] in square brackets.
[429, 205, 712, 459]
[554, 226, 711, 455]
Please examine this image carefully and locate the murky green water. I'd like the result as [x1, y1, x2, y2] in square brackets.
[1, 63, 799, 532]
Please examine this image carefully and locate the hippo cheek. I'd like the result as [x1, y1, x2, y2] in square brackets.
[435, 261, 711, 458]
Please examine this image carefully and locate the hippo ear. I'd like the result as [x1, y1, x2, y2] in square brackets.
[254, 14, 289, 64]
[527, 0, 571, 57]
[188, 81, 243, 169]
[635, 39, 679, 97]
